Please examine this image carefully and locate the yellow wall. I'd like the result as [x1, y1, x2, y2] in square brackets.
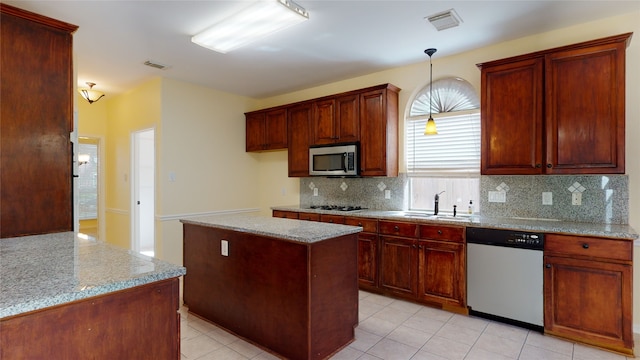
[78, 10, 640, 327]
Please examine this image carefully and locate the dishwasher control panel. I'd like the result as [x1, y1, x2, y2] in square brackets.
[466, 227, 544, 250]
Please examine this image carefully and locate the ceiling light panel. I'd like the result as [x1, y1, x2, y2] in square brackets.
[426, 9, 462, 31]
[192, 0, 309, 54]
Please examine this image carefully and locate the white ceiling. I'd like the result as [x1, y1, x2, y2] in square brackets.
[4, 0, 639, 98]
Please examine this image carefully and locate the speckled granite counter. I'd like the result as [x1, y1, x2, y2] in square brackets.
[180, 213, 362, 243]
[271, 206, 639, 240]
[0, 232, 186, 318]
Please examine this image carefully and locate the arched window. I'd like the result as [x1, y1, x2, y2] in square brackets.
[405, 77, 481, 213]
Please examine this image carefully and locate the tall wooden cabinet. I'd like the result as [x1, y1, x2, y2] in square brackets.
[544, 234, 633, 355]
[287, 103, 313, 177]
[479, 33, 631, 175]
[1, 4, 77, 238]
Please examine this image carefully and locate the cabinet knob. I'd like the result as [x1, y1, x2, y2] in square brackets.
[545, 264, 551, 269]
[437, 230, 443, 235]
[582, 243, 589, 249]
[329, 220, 334, 223]
[535, 164, 542, 168]
[547, 163, 553, 168]
[358, 223, 363, 227]
[394, 226, 400, 231]
[412, 244, 417, 249]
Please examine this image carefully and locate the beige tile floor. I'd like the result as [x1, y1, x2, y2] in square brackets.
[180, 291, 637, 360]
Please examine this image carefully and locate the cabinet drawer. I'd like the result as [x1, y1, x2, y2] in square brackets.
[298, 212, 320, 221]
[345, 217, 378, 233]
[545, 234, 632, 262]
[420, 225, 464, 242]
[320, 214, 346, 224]
[272, 210, 298, 219]
[379, 220, 419, 238]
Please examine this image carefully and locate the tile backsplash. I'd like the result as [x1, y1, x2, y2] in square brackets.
[299, 173, 629, 224]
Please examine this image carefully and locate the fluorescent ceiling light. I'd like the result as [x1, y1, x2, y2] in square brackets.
[192, 0, 309, 54]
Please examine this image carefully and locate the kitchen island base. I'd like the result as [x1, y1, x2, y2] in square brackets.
[183, 221, 359, 360]
[1, 277, 181, 359]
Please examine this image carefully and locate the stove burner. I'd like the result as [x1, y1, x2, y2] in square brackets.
[309, 205, 366, 212]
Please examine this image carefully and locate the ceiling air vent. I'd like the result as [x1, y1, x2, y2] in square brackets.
[426, 9, 462, 31]
[143, 60, 169, 70]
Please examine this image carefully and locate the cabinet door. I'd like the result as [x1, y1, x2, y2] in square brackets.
[246, 112, 266, 151]
[480, 57, 544, 174]
[335, 94, 360, 143]
[545, 42, 626, 174]
[379, 236, 417, 296]
[311, 98, 337, 145]
[287, 103, 312, 177]
[544, 255, 633, 353]
[357, 232, 378, 289]
[264, 109, 288, 150]
[359, 88, 398, 177]
[417, 240, 465, 307]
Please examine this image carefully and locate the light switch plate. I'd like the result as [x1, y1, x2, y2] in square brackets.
[221, 240, 229, 256]
[572, 192, 582, 206]
[313, 188, 318, 196]
[542, 192, 553, 205]
[385, 190, 391, 199]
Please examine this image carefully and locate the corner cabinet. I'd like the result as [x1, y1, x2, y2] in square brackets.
[544, 234, 633, 355]
[479, 33, 631, 175]
[246, 84, 400, 177]
[1, 4, 77, 238]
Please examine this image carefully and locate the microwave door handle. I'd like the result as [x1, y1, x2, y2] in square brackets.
[342, 152, 348, 173]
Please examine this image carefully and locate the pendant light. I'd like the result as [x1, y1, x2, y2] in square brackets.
[424, 48, 438, 135]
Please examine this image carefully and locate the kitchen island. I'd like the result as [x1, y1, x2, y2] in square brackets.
[181, 214, 362, 360]
[0, 232, 186, 359]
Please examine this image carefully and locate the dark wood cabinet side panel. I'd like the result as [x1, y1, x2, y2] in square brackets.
[1, 8, 74, 237]
[1, 278, 180, 359]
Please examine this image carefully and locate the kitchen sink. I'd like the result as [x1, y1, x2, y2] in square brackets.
[401, 212, 471, 222]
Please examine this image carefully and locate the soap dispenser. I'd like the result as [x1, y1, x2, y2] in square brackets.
[468, 200, 474, 215]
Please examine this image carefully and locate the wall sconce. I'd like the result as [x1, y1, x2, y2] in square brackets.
[78, 154, 90, 166]
[79, 82, 105, 104]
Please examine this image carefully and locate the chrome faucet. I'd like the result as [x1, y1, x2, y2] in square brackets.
[434, 191, 445, 215]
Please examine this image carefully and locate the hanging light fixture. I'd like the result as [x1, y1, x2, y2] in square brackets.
[424, 48, 438, 135]
[79, 82, 105, 104]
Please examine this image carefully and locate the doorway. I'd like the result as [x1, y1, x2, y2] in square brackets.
[131, 128, 155, 257]
[78, 137, 100, 238]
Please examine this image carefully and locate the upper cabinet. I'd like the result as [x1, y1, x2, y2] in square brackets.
[478, 33, 631, 175]
[245, 108, 288, 152]
[1, 4, 77, 238]
[245, 83, 400, 177]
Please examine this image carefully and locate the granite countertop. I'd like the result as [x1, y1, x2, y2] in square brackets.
[272, 206, 639, 240]
[181, 213, 362, 243]
[0, 232, 186, 319]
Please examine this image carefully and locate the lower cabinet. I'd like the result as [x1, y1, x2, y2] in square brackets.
[345, 217, 379, 290]
[418, 240, 466, 309]
[544, 234, 633, 355]
[380, 235, 419, 297]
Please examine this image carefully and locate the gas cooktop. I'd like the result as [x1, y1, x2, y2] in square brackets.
[309, 205, 367, 212]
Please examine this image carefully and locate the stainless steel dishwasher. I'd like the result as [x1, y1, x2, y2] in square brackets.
[466, 227, 544, 332]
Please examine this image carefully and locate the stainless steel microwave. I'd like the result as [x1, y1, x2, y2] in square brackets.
[309, 143, 359, 176]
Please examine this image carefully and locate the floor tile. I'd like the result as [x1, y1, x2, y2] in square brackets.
[435, 322, 482, 346]
[471, 332, 524, 359]
[385, 324, 433, 348]
[331, 345, 365, 360]
[482, 322, 529, 343]
[359, 315, 399, 337]
[367, 338, 419, 360]
[420, 335, 471, 360]
[350, 328, 384, 352]
[573, 343, 628, 360]
[525, 331, 574, 356]
[518, 343, 572, 360]
[181, 333, 225, 359]
[403, 314, 447, 334]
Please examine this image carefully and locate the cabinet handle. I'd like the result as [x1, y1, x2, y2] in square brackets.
[547, 163, 553, 168]
[437, 230, 443, 235]
[582, 243, 589, 249]
[545, 264, 551, 268]
[394, 226, 400, 231]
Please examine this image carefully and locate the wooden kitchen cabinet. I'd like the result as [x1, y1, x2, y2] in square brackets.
[417, 224, 465, 310]
[287, 102, 313, 177]
[345, 217, 379, 289]
[245, 108, 288, 152]
[272, 210, 298, 219]
[1, 4, 77, 238]
[479, 33, 631, 175]
[311, 94, 359, 145]
[319, 213, 346, 224]
[359, 85, 400, 177]
[544, 234, 633, 355]
[380, 235, 419, 297]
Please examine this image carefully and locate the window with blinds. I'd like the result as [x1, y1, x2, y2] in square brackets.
[406, 77, 481, 213]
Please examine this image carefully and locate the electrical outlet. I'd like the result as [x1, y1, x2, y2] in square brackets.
[542, 192, 553, 205]
[385, 190, 391, 199]
[221, 240, 229, 256]
[313, 188, 318, 196]
[488, 191, 506, 203]
[572, 192, 582, 206]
